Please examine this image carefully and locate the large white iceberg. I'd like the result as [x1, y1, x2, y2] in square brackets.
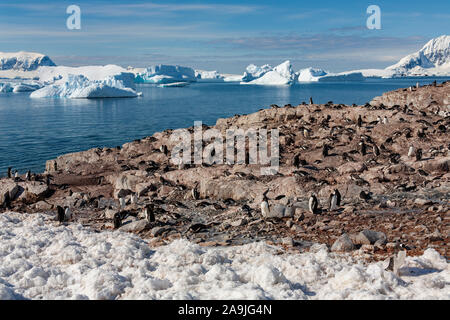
[297, 67, 328, 82]
[136, 64, 196, 84]
[242, 60, 296, 85]
[30, 74, 139, 99]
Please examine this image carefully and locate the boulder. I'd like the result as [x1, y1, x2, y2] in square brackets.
[119, 219, 149, 233]
[351, 230, 387, 245]
[264, 204, 294, 218]
[331, 233, 355, 252]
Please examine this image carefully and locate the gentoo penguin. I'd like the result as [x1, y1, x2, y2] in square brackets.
[309, 97, 314, 105]
[376, 116, 382, 124]
[119, 197, 126, 209]
[131, 193, 138, 205]
[408, 145, 415, 158]
[192, 183, 199, 200]
[359, 141, 367, 156]
[261, 190, 270, 217]
[14, 170, 19, 181]
[416, 82, 419, 89]
[382, 116, 388, 124]
[56, 206, 65, 223]
[7, 167, 12, 179]
[113, 212, 122, 229]
[160, 145, 168, 155]
[328, 191, 337, 211]
[357, 115, 362, 128]
[303, 128, 310, 138]
[309, 193, 319, 214]
[144, 204, 155, 222]
[415, 148, 422, 161]
[322, 144, 329, 157]
[293, 153, 301, 167]
[334, 188, 341, 206]
[25, 170, 31, 181]
[64, 207, 72, 221]
[373, 144, 380, 156]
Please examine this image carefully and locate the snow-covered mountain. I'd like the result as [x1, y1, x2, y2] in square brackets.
[0, 51, 55, 71]
[350, 35, 450, 78]
[386, 35, 450, 74]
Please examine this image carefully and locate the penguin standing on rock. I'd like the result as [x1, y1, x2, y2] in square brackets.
[357, 115, 362, 128]
[26, 170, 31, 181]
[144, 204, 155, 223]
[309, 97, 314, 105]
[408, 146, 415, 158]
[373, 144, 380, 156]
[192, 182, 199, 200]
[415, 148, 422, 161]
[322, 144, 330, 157]
[309, 193, 319, 214]
[56, 206, 65, 223]
[383, 116, 389, 124]
[359, 141, 367, 156]
[119, 197, 126, 209]
[64, 207, 72, 221]
[261, 190, 270, 218]
[7, 167, 12, 179]
[14, 171, 19, 181]
[160, 145, 168, 155]
[113, 212, 122, 229]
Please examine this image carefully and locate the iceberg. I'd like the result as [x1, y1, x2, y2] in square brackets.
[241, 63, 272, 82]
[242, 60, 296, 85]
[30, 74, 139, 99]
[0, 81, 42, 93]
[195, 70, 224, 82]
[37, 65, 133, 85]
[136, 64, 197, 84]
[297, 67, 328, 82]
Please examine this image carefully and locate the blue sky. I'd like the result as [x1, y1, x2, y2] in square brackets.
[0, 0, 448, 73]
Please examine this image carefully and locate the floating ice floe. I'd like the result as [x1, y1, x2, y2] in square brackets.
[158, 82, 190, 87]
[30, 73, 140, 99]
[136, 64, 197, 84]
[0, 212, 448, 300]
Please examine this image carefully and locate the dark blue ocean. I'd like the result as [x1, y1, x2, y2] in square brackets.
[0, 77, 448, 175]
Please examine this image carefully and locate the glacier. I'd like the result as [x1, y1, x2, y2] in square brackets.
[30, 74, 139, 99]
[0, 212, 448, 300]
[136, 64, 197, 84]
[0, 51, 55, 71]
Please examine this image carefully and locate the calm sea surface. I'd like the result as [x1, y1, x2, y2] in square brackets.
[0, 77, 448, 175]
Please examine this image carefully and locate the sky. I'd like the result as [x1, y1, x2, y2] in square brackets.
[0, 0, 449, 73]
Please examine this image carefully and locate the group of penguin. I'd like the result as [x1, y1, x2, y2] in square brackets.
[114, 194, 155, 229]
[6, 167, 37, 182]
[261, 189, 342, 217]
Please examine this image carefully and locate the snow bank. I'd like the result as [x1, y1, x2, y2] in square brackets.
[0, 212, 448, 300]
[136, 65, 196, 84]
[0, 51, 55, 71]
[30, 74, 139, 99]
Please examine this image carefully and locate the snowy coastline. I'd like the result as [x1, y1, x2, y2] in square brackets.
[0, 212, 448, 300]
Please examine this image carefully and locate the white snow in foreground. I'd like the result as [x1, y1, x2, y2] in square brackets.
[30, 74, 139, 99]
[0, 212, 448, 300]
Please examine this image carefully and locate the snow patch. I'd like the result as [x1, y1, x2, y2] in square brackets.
[0, 212, 448, 300]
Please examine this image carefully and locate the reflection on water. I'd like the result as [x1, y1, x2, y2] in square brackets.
[0, 77, 448, 174]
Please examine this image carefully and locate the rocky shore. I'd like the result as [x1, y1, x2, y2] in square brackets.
[1, 81, 449, 262]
